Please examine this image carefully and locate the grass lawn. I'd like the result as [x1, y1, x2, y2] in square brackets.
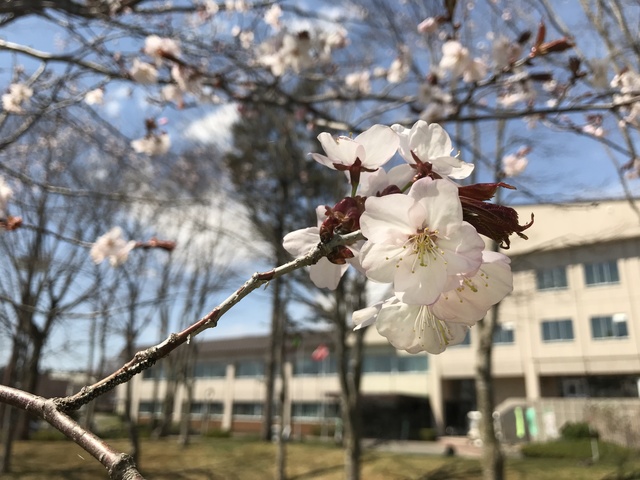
[4, 437, 640, 479]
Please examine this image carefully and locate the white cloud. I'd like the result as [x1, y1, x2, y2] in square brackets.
[183, 103, 239, 150]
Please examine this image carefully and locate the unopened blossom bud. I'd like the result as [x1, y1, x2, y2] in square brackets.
[417, 17, 438, 34]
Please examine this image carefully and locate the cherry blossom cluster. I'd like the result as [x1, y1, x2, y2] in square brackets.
[2, 83, 33, 114]
[90, 227, 176, 267]
[283, 121, 532, 354]
[0, 175, 22, 231]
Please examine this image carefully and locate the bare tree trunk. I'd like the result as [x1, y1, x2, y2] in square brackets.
[473, 118, 507, 480]
[475, 303, 504, 480]
[15, 333, 44, 440]
[333, 276, 366, 480]
[178, 378, 194, 447]
[123, 334, 140, 465]
[343, 329, 364, 480]
[0, 334, 21, 473]
[0, 406, 15, 474]
[263, 274, 284, 441]
[275, 312, 287, 480]
[178, 347, 196, 447]
[124, 378, 140, 464]
[153, 360, 177, 439]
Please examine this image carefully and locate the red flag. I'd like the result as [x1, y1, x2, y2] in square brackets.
[311, 344, 329, 362]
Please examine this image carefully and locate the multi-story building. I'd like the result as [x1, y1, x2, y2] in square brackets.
[117, 199, 640, 439]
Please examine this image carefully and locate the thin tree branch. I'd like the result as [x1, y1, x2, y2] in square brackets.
[0, 385, 144, 479]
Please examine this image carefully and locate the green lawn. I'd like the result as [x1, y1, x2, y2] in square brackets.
[4, 437, 640, 479]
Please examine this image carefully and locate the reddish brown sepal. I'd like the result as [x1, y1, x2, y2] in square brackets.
[319, 196, 366, 243]
[327, 246, 355, 265]
[334, 157, 377, 189]
[458, 183, 533, 249]
[458, 182, 515, 202]
[318, 196, 366, 265]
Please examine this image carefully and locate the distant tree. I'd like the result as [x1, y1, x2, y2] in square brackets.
[224, 86, 340, 443]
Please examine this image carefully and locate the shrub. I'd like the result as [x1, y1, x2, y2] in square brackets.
[419, 428, 438, 442]
[560, 421, 599, 440]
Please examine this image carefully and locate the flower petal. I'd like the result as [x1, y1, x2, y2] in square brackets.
[360, 241, 405, 283]
[283, 227, 319, 257]
[410, 121, 453, 161]
[354, 124, 400, 169]
[393, 252, 448, 305]
[317, 132, 360, 165]
[409, 178, 463, 230]
[432, 251, 513, 323]
[310, 258, 349, 289]
[361, 194, 417, 243]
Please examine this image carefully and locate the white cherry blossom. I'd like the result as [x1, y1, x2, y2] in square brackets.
[438, 41, 487, 83]
[130, 59, 158, 84]
[264, 4, 282, 29]
[90, 227, 137, 267]
[502, 147, 530, 176]
[345, 70, 371, 94]
[2, 83, 33, 113]
[144, 35, 181, 62]
[386, 47, 410, 83]
[353, 251, 512, 354]
[0, 176, 13, 219]
[311, 124, 399, 171]
[359, 178, 484, 305]
[84, 88, 104, 105]
[440, 40, 470, 78]
[391, 120, 474, 179]
[492, 36, 522, 70]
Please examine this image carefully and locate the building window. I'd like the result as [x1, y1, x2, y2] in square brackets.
[541, 319, 574, 342]
[232, 402, 263, 417]
[138, 401, 162, 416]
[591, 315, 628, 339]
[235, 360, 264, 377]
[363, 354, 394, 373]
[194, 362, 227, 378]
[536, 266, 568, 290]
[142, 365, 165, 380]
[293, 356, 336, 376]
[362, 351, 428, 373]
[397, 355, 428, 372]
[493, 324, 515, 344]
[190, 402, 223, 416]
[584, 260, 619, 286]
[291, 402, 339, 419]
